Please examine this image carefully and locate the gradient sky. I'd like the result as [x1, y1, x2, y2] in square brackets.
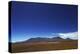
[10, 1, 78, 42]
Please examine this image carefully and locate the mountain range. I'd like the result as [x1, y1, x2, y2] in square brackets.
[17, 36, 73, 43]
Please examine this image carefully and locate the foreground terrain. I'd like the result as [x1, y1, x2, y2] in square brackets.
[10, 40, 78, 53]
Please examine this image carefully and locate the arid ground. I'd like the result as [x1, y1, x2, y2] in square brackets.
[10, 40, 78, 53]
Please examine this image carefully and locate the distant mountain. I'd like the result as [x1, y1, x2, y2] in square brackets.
[26, 37, 51, 42]
[52, 37, 62, 39]
[25, 37, 67, 43]
[12, 37, 74, 44]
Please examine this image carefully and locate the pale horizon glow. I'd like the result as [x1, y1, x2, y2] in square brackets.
[59, 32, 78, 40]
[12, 32, 78, 43]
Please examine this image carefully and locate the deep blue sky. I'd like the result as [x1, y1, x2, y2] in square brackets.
[11, 1, 78, 42]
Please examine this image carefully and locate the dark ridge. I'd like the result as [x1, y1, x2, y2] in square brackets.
[11, 36, 75, 44]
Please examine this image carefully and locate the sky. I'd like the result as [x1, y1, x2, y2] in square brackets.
[10, 1, 78, 42]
